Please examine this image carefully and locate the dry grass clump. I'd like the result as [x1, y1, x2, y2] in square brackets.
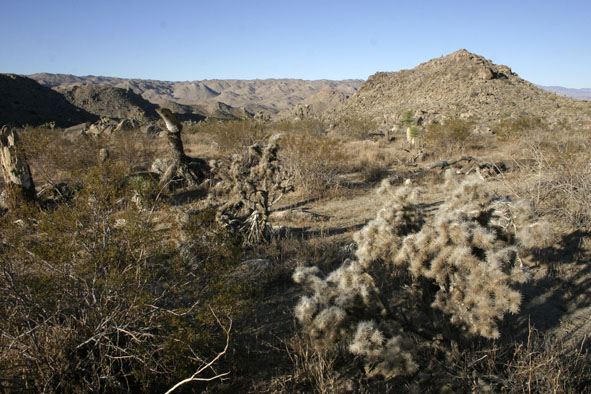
[293, 172, 551, 379]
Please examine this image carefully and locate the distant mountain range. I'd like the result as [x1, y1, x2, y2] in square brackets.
[537, 85, 591, 100]
[28, 73, 363, 116]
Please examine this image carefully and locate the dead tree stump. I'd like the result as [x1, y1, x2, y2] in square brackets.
[0, 125, 36, 208]
[155, 108, 209, 187]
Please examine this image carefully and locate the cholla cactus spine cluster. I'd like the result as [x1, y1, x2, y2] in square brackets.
[294, 172, 550, 378]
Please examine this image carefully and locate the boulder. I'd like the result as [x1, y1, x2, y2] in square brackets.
[64, 122, 88, 138]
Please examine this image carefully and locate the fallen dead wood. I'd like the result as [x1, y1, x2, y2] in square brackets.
[427, 155, 508, 177]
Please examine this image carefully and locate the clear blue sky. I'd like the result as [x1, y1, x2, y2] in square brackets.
[1, 0, 590, 87]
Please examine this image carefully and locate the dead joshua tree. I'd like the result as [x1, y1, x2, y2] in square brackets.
[0, 125, 36, 209]
[155, 108, 210, 187]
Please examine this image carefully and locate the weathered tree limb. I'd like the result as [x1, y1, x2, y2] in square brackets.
[0, 125, 36, 208]
[165, 310, 231, 394]
[155, 108, 210, 187]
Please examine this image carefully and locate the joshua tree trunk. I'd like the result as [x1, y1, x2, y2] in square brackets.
[0, 125, 36, 208]
[155, 108, 209, 187]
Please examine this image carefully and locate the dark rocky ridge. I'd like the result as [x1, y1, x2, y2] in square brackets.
[55, 84, 160, 121]
[0, 74, 97, 127]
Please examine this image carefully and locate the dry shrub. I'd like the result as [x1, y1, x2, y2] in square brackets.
[19, 127, 159, 184]
[195, 119, 269, 154]
[273, 118, 326, 136]
[109, 130, 159, 170]
[293, 173, 551, 380]
[332, 115, 379, 139]
[19, 127, 103, 182]
[425, 117, 474, 153]
[495, 115, 544, 140]
[511, 127, 591, 228]
[501, 328, 591, 394]
[359, 160, 390, 185]
[279, 131, 346, 195]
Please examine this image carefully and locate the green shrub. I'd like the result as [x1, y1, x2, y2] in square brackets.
[0, 162, 251, 392]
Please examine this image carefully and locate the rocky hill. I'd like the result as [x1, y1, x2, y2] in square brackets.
[0, 74, 97, 127]
[55, 84, 160, 121]
[333, 49, 591, 126]
[29, 73, 362, 116]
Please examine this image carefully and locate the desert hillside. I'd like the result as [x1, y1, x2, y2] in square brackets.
[334, 49, 591, 127]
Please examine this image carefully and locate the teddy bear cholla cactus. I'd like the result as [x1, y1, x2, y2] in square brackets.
[211, 135, 292, 244]
[392, 172, 551, 338]
[294, 172, 550, 378]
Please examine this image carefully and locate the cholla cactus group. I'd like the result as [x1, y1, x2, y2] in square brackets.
[294, 172, 550, 378]
[211, 135, 292, 244]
